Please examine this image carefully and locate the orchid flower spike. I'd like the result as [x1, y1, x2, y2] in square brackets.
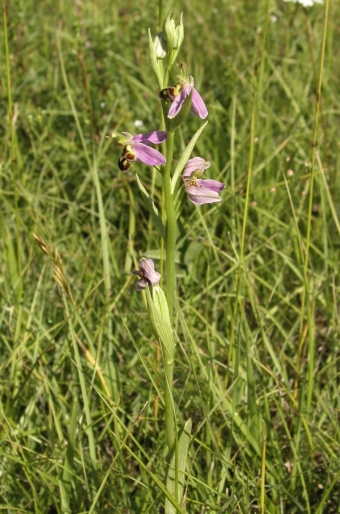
[110, 131, 168, 171]
[183, 157, 225, 205]
[133, 258, 161, 291]
[159, 63, 208, 120]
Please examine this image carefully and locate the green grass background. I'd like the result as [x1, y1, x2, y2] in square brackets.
[1, 0, 340, 512]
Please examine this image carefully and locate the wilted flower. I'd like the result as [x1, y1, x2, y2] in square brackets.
[159, 64, 208, 120]
[133, 258, 161, 291]
[110, 131, 168, 171]
[183, 157, 224, 205]
[283, 0, 322, 6]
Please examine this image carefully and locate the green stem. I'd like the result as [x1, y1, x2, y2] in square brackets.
[164, 361, 175, 452]
[164, 50, 176, 87]
[164, 131, 176, 318]
[163, 130, 176, 452]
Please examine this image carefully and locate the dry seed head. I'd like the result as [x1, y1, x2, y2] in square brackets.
[33, 233, 74, 305]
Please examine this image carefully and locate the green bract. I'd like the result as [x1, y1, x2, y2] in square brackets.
[165, 419, 192, 514]
[146, 286, 175, 364]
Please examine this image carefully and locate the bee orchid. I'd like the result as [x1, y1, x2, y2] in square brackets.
[111, 131, 168, 171]
[159, 64, 208, 120]
[183, 157, 224, 205]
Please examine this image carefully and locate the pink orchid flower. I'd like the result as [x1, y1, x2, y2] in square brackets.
[183, 157, 224, 205]
[159, 65, 208, 120]
[111, 131, 168, 171]
[167, 76, 208, 120]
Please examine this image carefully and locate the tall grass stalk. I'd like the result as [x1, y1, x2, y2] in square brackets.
[303, 0, 329, 413]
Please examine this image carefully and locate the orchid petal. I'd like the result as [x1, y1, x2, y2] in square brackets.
[135, 278, 148, 291]
[167, 85, 192, 119]
[196, 178, 225, 193]
[185, 185, 223, 205]
[183, 157, 211, 178]
[132, 131, 168, 145]
[191, 87, 208, 119]
[132, 143, 166, 166]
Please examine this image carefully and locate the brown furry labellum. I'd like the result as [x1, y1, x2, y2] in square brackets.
[118, 155, 130, 172]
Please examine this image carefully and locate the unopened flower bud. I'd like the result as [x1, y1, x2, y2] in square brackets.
[153, 32, 167, 59]
[148, 28, 164, 89]
[163, 12, 184, 52]
[163, 13, 176, 51]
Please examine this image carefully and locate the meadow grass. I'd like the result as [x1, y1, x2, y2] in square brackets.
[1, 0, 340, 512]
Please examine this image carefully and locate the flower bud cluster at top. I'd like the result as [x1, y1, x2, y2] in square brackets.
[152, 12, 184, 60]
[162, 12, 184, 53]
